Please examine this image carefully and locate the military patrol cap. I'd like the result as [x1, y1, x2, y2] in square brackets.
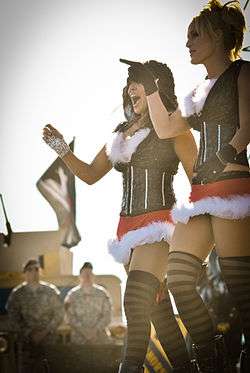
[23, 258, 40, 273]
[80, 262, 93, 273]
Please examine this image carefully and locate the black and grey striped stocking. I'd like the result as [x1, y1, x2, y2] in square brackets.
[123, 270, 160, 366]
[151, 282, 190, 367]
[167, 251, 215, 346]
[219, 256, 250, 349]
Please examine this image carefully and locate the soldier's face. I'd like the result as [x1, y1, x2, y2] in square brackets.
[80, 268, 94, 287]
[24, 265, 40, 283]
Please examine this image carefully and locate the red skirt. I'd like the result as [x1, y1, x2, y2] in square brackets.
[117, 209, 173, 239]
[172, 177, 250, 224]
[190, 177, 250, 202]
[108, 210, 175, 265]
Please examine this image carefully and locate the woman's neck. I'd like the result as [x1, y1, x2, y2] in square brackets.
[124, 112, 150, 137]
[204, 53, 234, 79]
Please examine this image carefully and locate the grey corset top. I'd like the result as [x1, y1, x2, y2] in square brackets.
[114, 130, 179, 216]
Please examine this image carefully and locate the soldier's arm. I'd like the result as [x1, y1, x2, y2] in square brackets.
[45, 288, 64, 333]
[64, 292, 87, 335]
[6, 291, 23, 333]
[94, 293, 112, 331]
[7, 290, 45, 342]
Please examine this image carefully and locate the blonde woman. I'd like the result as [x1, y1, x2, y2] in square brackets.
[121, 1, 250, 372]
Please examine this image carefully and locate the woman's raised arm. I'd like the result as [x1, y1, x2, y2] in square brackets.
[43, 124, 112, 185]
[147, 91, 190, 139]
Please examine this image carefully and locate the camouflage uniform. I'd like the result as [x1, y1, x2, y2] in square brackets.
[65, 284, 112, 344]
[6, 280, 64, 372]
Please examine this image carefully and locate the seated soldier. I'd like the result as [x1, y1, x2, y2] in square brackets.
[65, 262, 112, 345]
[6, 258, 64, 373]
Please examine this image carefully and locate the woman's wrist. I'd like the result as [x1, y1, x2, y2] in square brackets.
[45, 135, 70, 158]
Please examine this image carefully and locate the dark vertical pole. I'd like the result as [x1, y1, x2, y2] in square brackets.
[0, 194, 9, 223]
[244, 0, 249, 10]
[0, 194, 12, 246]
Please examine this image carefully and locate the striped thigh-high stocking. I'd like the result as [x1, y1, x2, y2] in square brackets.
[167, 251, 215, 346]
[219, 256, 250, 349]
[151, 282, 190, 368]
[123, 270, 160, 367]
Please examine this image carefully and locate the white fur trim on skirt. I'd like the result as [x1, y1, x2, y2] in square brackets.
[108, 221, 175, 265]
[172, 194, 250, 224]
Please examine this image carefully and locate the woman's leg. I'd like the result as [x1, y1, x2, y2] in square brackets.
[212, 216, 250, 371]
[150, 281, 192, 371]
[166, 216, 236, 372]
[121, 241, 190, 372]
[128, 241, 169, 281]
[167, 215, 215, 346]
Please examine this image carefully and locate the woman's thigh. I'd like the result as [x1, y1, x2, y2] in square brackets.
[211, 216, 250, 257]
[129, 241, 169, 282]
[170, 215, 214, 261]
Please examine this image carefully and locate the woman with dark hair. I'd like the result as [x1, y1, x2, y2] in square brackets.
[42, 60, 197, 372]
[121, 1, 250, 372]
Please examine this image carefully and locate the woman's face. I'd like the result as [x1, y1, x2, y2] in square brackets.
[186, 22, 217, 65]
[127, 81, 148, 115]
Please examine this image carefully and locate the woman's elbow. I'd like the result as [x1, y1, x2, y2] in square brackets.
[85, 175, 99, 185]
[84, 178, 95, 185]
[76, 172, 97, 185]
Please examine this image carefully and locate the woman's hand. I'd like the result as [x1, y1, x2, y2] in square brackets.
[42, 124, 70, 158]
[120, 58, 157, 96]
[43, 124, 64, 141]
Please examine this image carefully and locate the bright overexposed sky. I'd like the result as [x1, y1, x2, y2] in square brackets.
[0, 0, 249, 285]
